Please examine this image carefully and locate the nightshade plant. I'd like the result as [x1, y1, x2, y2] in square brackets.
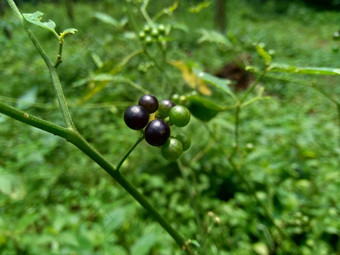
[1, 0, 195, 254]
[2, 0, 340, 254]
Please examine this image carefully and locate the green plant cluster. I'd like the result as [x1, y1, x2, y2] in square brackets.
[0, 0, 340, 254]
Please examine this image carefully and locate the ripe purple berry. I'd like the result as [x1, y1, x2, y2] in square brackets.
[138, 95, 159, 113]
[145, 119, 170, 146]
[124, 105, 149, 130]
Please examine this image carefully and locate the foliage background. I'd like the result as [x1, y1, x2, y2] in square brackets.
[0, 0, 340, 254]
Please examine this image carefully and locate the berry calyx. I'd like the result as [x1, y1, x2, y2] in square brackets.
[138, 95, 159, 113]
[161, 138, 183, 161]
[169, 105, 191, 127]
[124, 105, 149, 130]
[158, 99, 176, 117]
[145, 119, 170, 146]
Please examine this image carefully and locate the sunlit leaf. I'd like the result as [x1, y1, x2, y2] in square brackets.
[23, 11, 59, 38]
[17, 86, 38, 110]
[60, 28, 78, 38]
[169, 60, 211, 95]
[188, 1, 212, 13]
[78, 49, 143, 104]
[198, 29, 231, 46]
[193, 68, 235, 99]
[255, 43, 272, 66]
[267, 63, 340, 75]
[94, 12, 119, 27]
[154, 1, 179, 20]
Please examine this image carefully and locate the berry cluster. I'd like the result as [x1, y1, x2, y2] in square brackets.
[139, 24, 169, 46]
[124, 95, 191, 161]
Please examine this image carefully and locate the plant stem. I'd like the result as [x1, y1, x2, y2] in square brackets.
[240, 70, 267, 104]
[54, 40, 64, 68]
[337, 104, 340, 147]
[141, 0, 153, 26]
[7, 0, 75, 130]
[0, 100, 194, 254]
[116, 133, 145, 171]
[177, 160, 205, 249]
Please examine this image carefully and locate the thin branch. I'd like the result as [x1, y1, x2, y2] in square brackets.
[7, 0, 75, 130]
[116, 133, 145, 171]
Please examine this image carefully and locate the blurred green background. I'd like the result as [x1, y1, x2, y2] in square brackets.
[0, 0, 340, 254]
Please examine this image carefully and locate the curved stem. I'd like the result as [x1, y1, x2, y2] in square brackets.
[116, 133, 145, 171]
[7, 0, 75, 130]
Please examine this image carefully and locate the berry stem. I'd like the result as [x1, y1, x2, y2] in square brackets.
[116, 132, 145, 171]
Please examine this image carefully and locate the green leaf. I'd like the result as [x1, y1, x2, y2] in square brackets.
[198, 29, 231, 46]
[188, 1, 212, 13]
[60, 28, 78, 38]
[255, 43, 272, 66]
[23, 11, 59, 38]
[267, 63, 340, 75]
[130, 233, 159, 255]
[193, 68, 235, 99]
[17, 86, 38, 110]
[94, 12, 119, 27]
[186, 95, 225, 122]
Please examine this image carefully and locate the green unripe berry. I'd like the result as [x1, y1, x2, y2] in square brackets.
[175, 133, 191, 151]
[169, 105, 191, 127]
[158, 24, 166, 35]
[139, 31, 146, 40]
[143, 25, 151, 34]
[145, 36, 153, 45]
[158, 99, 176, 118]
[161, 138, 183, 161]
[151, 28, 159, 38]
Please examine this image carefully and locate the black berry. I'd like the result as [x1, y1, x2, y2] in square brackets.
[138, 95, 159, 113]
[124, 105, 149, 130]
[145, 119, 170, 146]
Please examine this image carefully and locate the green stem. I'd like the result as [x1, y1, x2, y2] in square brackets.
[240, 70, 267, 104]
[54, 39, 64, 68]
[116, 133, 145, 171]
[7, 0, 75, 130]
[337, 104, 340, 147]
[177, 160, 205, 249]
[141, 0, 153, 26]
[0, 100, 194, 255]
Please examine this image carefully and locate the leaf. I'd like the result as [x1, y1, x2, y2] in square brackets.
[267, 63, 340, 75]
[78, 49, 143, 104]
[130, 233, 159, 255]
[23, 11, 59, 38]
[188, 1, 212, 13]
[255, 43, 272, 66]
[58, 232, 79, 247]
[169, 60, 211, 95]
[94, 12, 119, 27]
[17, 87, 38, 110]
[0, 173, 26, 200]
[193, 68, 235, 99]
[186, 95, 225, 122]
[60, 28, 78, 38]
[154, 1, 179, 20]
[198, 29, 231, 46]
